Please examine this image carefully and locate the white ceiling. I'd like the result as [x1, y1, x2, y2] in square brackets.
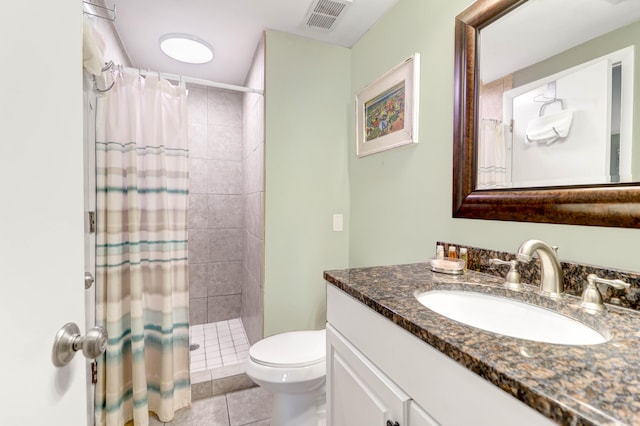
[110, 0, 398, 87]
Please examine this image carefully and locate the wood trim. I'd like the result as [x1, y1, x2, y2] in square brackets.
[452, 0, 640, 228]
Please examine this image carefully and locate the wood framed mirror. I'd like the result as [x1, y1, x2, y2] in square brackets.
[453, 0, 640, 228]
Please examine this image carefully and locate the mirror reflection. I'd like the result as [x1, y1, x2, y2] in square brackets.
[476, 0, 640, 190]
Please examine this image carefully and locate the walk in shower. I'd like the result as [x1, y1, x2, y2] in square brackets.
[84, 6, 265, 423]
[185, 39, 265, 398]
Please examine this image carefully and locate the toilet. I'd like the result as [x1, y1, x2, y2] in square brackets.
[245, 329, 326, 426]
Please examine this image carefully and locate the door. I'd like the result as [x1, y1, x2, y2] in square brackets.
[327, 325, 409, 426]
[84, 78, 99, 425]
[408, 401, 440, 426]
[0, 1, 87, 424]
[509, 60, 610, 188]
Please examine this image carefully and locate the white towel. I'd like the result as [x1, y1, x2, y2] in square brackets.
[525, 110, 573, 145]
[83, 16, 106, 76]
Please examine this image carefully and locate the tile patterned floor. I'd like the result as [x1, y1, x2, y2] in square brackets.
[150, 386, 272, 426]
[189, 319, 250, 373]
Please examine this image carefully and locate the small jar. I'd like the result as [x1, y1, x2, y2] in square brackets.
[448, 246, 457, 259]
[459, 247, 468, 272]
[436, 245, 444, 259]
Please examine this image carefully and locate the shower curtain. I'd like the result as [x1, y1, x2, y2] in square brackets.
[95, 69, 191, 425]
[477, 119, 508, 188]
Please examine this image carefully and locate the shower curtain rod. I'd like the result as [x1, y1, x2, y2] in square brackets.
[123, 66, 264, 95]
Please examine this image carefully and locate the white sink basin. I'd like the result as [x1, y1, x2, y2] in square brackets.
[416, 290, 608, 345]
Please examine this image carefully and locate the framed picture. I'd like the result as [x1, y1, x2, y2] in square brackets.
[355, 53, 420, 157]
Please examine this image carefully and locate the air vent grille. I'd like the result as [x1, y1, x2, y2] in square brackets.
[307, 13, 337, 30]
[314, 0, 346, 17]
[304, 0, 352, 32]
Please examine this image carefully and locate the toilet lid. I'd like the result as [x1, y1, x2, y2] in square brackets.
[249, 329, 326, 368]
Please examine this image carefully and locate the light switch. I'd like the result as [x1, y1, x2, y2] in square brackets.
[332, 214, 344, 232]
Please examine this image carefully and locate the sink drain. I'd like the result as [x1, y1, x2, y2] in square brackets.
[189, 343, 200, 351]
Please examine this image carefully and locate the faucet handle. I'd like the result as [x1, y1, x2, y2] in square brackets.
[489, 258, 523, 291]
[580, 274, 630, 313]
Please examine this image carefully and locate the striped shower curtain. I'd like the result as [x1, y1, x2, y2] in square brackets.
[94, 70, 191, 425]
[477, 119, 509, 189]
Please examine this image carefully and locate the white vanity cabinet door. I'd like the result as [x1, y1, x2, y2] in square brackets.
[409, 401, 440, 426]
[327, 324, 409, 426]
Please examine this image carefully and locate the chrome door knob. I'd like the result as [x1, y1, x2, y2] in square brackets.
[52, 322, 108, 367]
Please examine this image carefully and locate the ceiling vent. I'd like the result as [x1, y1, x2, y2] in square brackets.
[304, 0, 353, 32]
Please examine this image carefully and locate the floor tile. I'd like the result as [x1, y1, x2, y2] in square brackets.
[148, 414, 164, 425]
[191, 360, 207, 371]
[191, 353, 206, 363]
[226, 387, 272, 426]
[241, 421, 270, 426]
[191, 370, 213, 384]
[188, 318, 256, 415]
[211, 364, 245, 379]
[165, 395, 230, 426]
[220, 340, 234, 349]
[191, 318, 248, 377]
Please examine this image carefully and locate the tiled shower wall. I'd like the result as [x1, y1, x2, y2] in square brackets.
[241, 38, 265, 345]
[188, 85, 244, 325]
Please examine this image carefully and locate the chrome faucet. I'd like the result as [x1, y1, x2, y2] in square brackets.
[516, 239, 564, 299]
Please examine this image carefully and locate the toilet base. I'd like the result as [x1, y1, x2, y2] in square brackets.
[270, 383, 326, 426]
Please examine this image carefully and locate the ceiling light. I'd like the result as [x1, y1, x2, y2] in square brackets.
[159, 33, 214, 64]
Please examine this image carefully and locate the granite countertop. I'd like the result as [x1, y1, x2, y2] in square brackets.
[324, 263, 640, 426]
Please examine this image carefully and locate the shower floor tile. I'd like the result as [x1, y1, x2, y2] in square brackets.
[190, 318, 250, 373]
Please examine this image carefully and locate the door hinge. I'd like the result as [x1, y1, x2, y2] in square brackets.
[91, 360, 98, 384]
[88, 211, 96, 234]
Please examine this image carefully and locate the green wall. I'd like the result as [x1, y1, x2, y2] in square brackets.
[348, 0, 640, 272]
[263, 31, 351, 336]
[264, 0, 640, 335]
[513, 19, 640, 88]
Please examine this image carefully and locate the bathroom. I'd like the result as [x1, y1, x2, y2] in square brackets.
[4, 0, 640, 425]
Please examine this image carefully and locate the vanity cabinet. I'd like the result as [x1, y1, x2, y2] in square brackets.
[327, 324, 415, 425]
[328, 323, 439, 426]
[326, 284, 555, 426]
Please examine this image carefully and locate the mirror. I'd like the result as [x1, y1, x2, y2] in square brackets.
[453, 0, 640, 228]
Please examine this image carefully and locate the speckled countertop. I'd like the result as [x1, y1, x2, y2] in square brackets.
[324, 263, 640, 426]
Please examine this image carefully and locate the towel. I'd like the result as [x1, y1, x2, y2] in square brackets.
[525, 109, 573, 145]
[83, 16, 106, 76]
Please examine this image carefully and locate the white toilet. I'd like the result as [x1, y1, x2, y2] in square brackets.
[245, 329, 326, 426]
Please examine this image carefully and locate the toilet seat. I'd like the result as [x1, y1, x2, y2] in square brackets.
[249, 329, 326, 368]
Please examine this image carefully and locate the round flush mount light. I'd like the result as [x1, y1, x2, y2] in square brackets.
[159, 33, 214, 64]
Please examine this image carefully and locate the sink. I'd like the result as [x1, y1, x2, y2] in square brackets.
[415, 290, 608, 345]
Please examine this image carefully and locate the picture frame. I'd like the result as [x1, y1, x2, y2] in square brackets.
[355, 53, 420, 157]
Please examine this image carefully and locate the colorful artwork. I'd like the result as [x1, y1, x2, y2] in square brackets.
[364, 81, 406, 142]
[355, 54, 418, 157]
